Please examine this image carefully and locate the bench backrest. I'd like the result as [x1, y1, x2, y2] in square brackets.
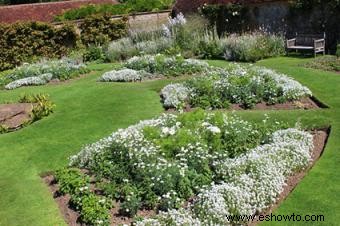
[295, 33, 326, 46]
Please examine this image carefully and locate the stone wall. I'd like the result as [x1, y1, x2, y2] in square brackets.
[0, 0, 118, 23]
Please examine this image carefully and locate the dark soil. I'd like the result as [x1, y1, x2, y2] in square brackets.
[43, 129, 329, 226]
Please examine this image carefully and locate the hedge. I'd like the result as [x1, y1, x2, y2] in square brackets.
[0, 15, 128, 71]
[80, 14, 128, 45]
[0, 22, 78, 71]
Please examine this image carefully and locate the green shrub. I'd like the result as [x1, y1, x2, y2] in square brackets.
[29, 94, 55, 122]
[55, 0, 175, 21]
[336, 44, 340, 58]
[119, 194, 141, 217]
[78, 194, 112, 226]
[55, 168, 90, 195]
[83, 45, 106, 62]
[0, 22, 78, 71]
[80, 15, 128, 45]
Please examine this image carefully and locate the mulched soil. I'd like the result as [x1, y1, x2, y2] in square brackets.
[0, 103, 33, 130]
[43, 129, 329, 226]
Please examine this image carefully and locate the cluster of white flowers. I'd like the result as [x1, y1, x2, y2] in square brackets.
[251, 67, 313, 99]
[5, 73, 53, 90]
[138, 129, 313, 225]
[162, 13, 187, 38]
[160, 83, 190, 109]
[98, 69, 156, 82]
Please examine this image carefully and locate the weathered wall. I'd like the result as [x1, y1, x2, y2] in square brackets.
[0, 0, 118, 23]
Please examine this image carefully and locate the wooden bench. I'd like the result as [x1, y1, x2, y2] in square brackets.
[287, 33, 326, 57]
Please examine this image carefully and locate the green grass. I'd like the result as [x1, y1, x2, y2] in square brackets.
[0, 57, 339, 225]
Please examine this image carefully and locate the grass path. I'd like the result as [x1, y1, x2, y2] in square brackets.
[0, 57, 339, 225]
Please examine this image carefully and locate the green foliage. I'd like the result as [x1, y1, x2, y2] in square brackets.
[55, 168, 90, 195]
[336, 44, 340, 58]
[29, 94, 55, 122]
[55, 168, 112, 225]
[0, 22, 78, 71]
[78, 194, 112, 226]
[185, 76, 230, 109]
[119, 194, 141, 217]
[80, 15, 128, 45]
[55, 0, 175, 21]
[196, 39, 224, 59]
[83, 45, 106, 62]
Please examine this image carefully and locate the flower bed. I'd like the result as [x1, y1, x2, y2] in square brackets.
[161, 63, 313, 110]
[1, 58, 88, 89]
[50, 110, 320, 225]
[124, 54, 209, 77]
[98, 54, 209, 83]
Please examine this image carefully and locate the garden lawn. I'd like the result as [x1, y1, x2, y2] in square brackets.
[0, 57, 339, 226]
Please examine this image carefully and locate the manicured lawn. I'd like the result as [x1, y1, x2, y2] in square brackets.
[0, 57, 339, 225]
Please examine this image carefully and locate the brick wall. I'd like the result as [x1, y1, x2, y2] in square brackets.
[0, 0, 118, 23]
[173, 0, 285, 13]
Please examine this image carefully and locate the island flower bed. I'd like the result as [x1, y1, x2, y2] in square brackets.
[161, 63, 314, 110]
[1, 58, 88, 90]
[46, 110, 324, 225]
[98, 54, 209, 82]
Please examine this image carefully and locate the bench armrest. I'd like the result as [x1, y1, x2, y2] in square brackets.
[287, 38, 296, 48]
[314, 39, 325, 48]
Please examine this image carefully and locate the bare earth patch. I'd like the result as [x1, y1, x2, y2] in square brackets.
[43, 129, 329, 226]
[0, 103, 33, 130]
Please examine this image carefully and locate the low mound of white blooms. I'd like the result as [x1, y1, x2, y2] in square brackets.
[160, 83, 190, 109]
[5, 73, 53, 90]
[124, 54, 209, 77]
[98, 68, 156, 82]
[161, 63, 312, 109]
